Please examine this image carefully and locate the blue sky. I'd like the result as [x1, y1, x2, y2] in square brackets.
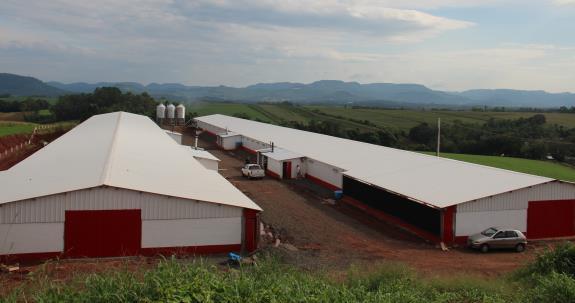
[1, 0, 574, 92]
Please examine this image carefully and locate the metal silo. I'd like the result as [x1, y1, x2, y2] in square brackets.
[166, 104, 175, 125]
[176, 104, 186, 125]
[156, 103, 166, 124]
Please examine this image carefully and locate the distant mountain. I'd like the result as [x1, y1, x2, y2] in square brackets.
[0, 73, 67, 97]
[6, 72, 575, 107]
[455, 89, 575, 107]
[47, 81, 146, 93]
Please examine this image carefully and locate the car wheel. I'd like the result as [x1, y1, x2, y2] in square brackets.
[480, 244, 489, 253]
[515, 243, 525, 253]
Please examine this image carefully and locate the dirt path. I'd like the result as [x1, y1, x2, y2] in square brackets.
[190, 134, 549, 277]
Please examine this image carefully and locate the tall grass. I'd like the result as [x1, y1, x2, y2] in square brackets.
[2, 255, 522, 303]
[4, 245, 575, 302]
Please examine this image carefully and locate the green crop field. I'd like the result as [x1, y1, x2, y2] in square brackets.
[187, 102, 575, 131]
[0, 122, 36, 137]
[423, 152, 575, 182]
[306, 106, 575, 130]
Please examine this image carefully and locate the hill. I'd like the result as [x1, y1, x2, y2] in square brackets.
[0, 73, 67, 97]
[49, 79, 575, 107]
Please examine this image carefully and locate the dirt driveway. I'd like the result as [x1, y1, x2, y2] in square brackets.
[189, 134, 552, 278]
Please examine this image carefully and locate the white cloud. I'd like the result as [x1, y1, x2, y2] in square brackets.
[554, 0, 575, 5]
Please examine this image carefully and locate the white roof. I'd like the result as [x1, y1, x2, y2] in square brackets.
[195, 114, 552, 208]
[0, 112, 261, 211]
[184, 146, 221, 162]
[259, 147, 303, 161]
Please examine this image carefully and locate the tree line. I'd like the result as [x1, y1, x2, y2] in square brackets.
[276, 114, 575, 163]
[0, 87, 158, 123]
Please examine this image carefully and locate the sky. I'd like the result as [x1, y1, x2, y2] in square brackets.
[0, 0, 574, 92]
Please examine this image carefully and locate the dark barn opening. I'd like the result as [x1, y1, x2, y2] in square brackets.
[343, 176, 441, 236]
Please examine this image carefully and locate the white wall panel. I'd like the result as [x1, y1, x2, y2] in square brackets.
[267, 158, 283, 178]
[458, 181, 575, 213]
[142, 218, 241, 248]
[242, 136, 270, 152]
[305, 158, 343, 188]
[0, 187, 242, 224]
[196, 121, 225, 135]
[221, 135, 242, 150]
[455, 209, 527, 236]
[0, 223, 63, 254]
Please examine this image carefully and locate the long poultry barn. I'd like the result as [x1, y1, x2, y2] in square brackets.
[0, 112, 261, 262]
[195, 114, 575, 244]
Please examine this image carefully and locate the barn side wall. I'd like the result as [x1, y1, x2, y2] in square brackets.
[141, 217, 241, 248]
[221, 135, 242, 150]
[266, 157, 283, 179]
[242, 136, 270, 153]
[305, 158, 342, 190]
[0, 187, 243, 256]
[455, 181, 575, 240]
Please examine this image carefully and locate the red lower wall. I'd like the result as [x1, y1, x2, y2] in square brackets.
[140, 244, 242, 256]
[266, 169, 281, 179]
[1, 244, 244, 263]
[305, 173, 340, 191]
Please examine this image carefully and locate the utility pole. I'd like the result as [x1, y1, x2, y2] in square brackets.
[436, 117, 441, 157]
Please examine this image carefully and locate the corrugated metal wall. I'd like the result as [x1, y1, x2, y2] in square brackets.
[196, 120, 225, 135]
[0, 186, 242, 224]
[457, 181, 575, 213]
[242, 136, 270, 152]
[306, 158, 343, 188]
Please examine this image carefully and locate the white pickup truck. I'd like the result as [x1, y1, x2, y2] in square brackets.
[241, 164, 265, 179]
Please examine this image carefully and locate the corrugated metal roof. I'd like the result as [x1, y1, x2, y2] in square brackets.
[0, 112, 261, 211]
[184, 147, 221, 162]
[258, 147, 303, 161]
[195, 114, 553, 208]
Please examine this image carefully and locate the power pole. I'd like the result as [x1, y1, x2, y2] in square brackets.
[436, 117, 441, 157]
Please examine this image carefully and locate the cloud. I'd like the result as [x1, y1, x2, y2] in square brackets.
[554, 0, 575, 5]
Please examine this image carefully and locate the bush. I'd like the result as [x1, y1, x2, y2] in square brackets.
[523, 272, 575, 303]
[519, 242, 575, 278]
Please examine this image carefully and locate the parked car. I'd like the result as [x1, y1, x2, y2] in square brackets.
[467, 227, 527, 253]
[241, 164, 265, 179]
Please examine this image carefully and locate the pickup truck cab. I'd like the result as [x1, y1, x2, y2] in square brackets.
[241, 164, 265, 179]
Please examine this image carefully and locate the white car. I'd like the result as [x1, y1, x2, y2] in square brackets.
[241, 164, 265, 179]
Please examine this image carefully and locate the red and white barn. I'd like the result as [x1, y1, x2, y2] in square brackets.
[195, 114, 575, 245]
[0, 112, 261, 262]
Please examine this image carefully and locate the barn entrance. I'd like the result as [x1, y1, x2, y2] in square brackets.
[282, 161, 292, 179]
[527, 200, 575, 239]
[65, 210, 141, 258]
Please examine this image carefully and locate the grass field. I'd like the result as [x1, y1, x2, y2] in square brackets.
[0, 96, 58, 104]
[308, 106, 575, 130]
[424, 152, 575, 182]
[187, 102, 575, 131]
[0, 122, 36, 137]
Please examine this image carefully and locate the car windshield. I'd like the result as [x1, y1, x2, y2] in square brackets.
[249, 165, 261, 170]
[481, 227, 498, 237]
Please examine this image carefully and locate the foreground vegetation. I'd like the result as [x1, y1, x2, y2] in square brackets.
[4, 243, 575, 302]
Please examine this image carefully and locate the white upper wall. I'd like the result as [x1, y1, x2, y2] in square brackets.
[195, 114, 553, 208]
[0, 112, 261, 211]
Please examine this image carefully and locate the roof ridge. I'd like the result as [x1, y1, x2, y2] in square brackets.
[99, 112, 123, 185]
